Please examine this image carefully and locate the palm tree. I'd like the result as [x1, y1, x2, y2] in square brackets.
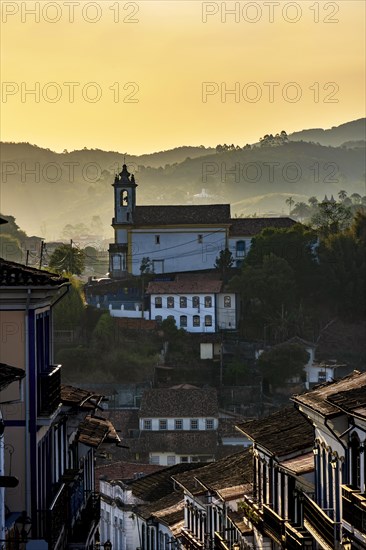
[285, 196, 295, 214]
[338, 190, 347, 201]
[291, 202, 311, 222]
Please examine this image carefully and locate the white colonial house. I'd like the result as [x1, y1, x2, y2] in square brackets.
[108, 164, 297, 277]
[137, 388, 219, 466]
[146, 274, 237, 333]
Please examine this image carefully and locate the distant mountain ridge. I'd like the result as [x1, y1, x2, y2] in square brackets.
[0, 119, 365, 239]
[289, 118, 365, 147]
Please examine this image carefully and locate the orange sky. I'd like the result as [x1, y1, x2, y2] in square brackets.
[1, 0, 365, 154]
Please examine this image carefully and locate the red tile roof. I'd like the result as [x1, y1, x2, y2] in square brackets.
[134, 205, 231, 226]
[229, 217, 297, 236]
[77, 415, 120, 448]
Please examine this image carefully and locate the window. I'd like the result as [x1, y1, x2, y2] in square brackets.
[155, 315, 162, 324]
[175, 419, 183, 430]
[159, 419, 167, 430]
[236, 240, 246, 258]
[205, 315, 212, 327]
[198, 234, 203, 244]
[190, 419, 199, 430]
[167, 296, 174, 308]
[155, 297, 162, 308]
[167, 315, 175, 321]
[143, 419, 152, 430]
[180, 296, 187, 308]
[180, 315, 187, 328]
[155, 235, 160, 245]
[206, 419, 214, 430]
[192, 296, 200, 308]
[167, 456, 176, 465]
[204, 296, 212, 308]
[180, 456, 189, 463]
[224, 296, 231, 308]
[150, 456, 160, 465]
[318, 371, 327, 383]
[193, 315, 200, 327]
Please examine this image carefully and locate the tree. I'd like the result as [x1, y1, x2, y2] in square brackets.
[92, 312, 115, 351]
[308, 196, 318, 208]
[350, 193, 362, 205]
[49, 244, 85, 275]
[338, 190, 347, 201]
[285, 196, 294, 214]
[53, 275, 85, 330]
[257, 343, 309, 389]
[140, 257, 152, 274]
[291, 202, 310, 222]
[214, 248, 234, 281]
[311, 200, 352, 235]
[0, 234, 23, 263]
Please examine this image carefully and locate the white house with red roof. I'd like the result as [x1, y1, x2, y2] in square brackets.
[146, 273, 237, 333]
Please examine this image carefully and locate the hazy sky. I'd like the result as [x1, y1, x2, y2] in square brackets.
[1, 0, 365, 154]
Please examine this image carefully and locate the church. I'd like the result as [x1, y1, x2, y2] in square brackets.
[108, 164, 297, 278]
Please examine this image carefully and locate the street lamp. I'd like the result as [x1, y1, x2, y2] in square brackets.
[104, 541, 112, 550]
[15, 511, 32, 540]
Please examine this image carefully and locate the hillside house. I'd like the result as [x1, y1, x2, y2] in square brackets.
[146, 273, 237, 333]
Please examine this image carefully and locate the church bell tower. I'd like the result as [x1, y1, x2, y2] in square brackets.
[109, 164, 137, 278]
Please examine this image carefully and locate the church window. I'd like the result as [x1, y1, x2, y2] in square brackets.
[180, 296, 187, 308]
[155, 235, 160, 245]
[167, 296, 174, 308]
[192, 296, 200, 308]
[120, 190, 128, 207]
[155, 297, 162, 308]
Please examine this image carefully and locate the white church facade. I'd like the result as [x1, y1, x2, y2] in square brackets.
[109, 164, 297, 277]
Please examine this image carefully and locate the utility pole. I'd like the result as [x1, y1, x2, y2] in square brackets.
[26, 250, 29, 266]
[39, 241, 45, 269]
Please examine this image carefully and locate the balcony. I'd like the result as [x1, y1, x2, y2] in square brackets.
[37, 364, 61, 418]
[284, 522, 313, 550]
[303, 494, 339, 550]
[262, 503, 285, 545]
[36, 469, 87, 549]
[342, 484, 366, 534]
[180, 528, 204, 549]
[239, 494, 263, 529]
[70, 491, 101, 544]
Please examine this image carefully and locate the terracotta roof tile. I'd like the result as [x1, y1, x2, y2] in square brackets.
[61, 384, 104, 410]
[0, 258, 68, 286]
[0, 363, 25, 391]
[95, 461, 164, 491]
[229, 217, 297, 236]
[173, 449, 252, 495]
[134, 205, 231, 226]
[77, 415, 120, 448]
[293, 370, 366, 417]
[236, 407, 314, 457]
[139, 388, 219, 417]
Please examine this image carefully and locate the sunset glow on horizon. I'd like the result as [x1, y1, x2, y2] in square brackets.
[1, 0, 365, 154]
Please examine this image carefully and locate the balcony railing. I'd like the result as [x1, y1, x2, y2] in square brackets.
[342, 484, 366, 534]
[262, 504, 285, 545]
[180, 528, 204, 549]
[69, 491, 101, 544]
[284, 522, 313, 550]
[303, 494, 339, 550]
[36, 469, 86, 549]
[37, 364, 61, 417]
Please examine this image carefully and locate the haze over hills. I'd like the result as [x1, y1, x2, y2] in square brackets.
[1, 119, 365, 241]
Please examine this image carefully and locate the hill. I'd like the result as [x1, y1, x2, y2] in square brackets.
[1, 120, 365, 240]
